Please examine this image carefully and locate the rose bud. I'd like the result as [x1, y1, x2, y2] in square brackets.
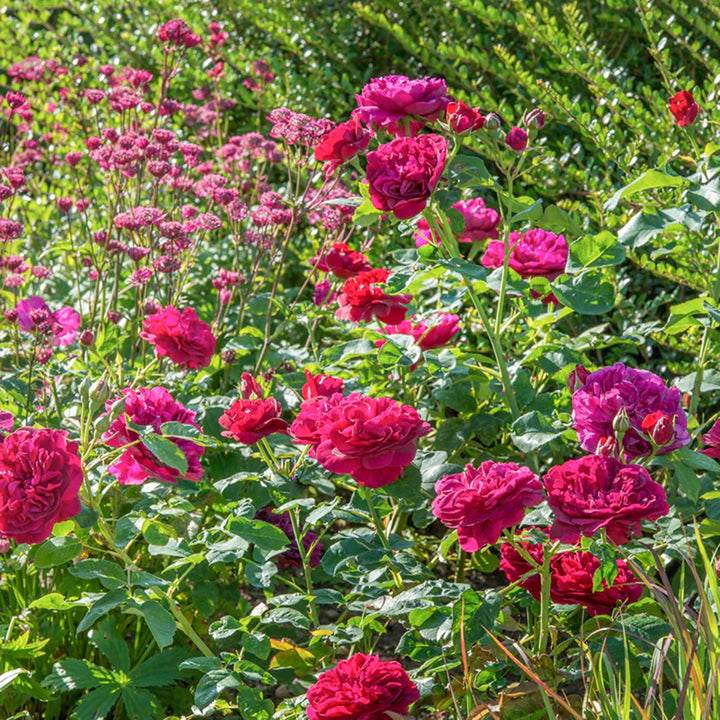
[668, 90, 700, 127]
[524, 108, 546, 129]
[567, 364, 588, 393]
[504, 126, 528, 151]
[641, 411, 675, 447]
[446, 101, 485, 134]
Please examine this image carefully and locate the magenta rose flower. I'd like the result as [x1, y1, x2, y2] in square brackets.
[668, 90, 700, 127]
[355, 74, 452, 136]
[16, 296, 80, 347]
[482, 228, 567, 280]
[414, 197, 500, 247]
[311, 242, 372, 279]
[335, 268, 411, 324]
[365, 134, 448, 220]
[544, 455, 669, 544]
[0, 427, 83, 544]
[701, 418, 720, 458]
[432, 461, 544, 551]
[290, 393, 344, 454]
[549, 550, 643, 616]
[140, 305, 216, 370]
[311, 393, 431, 487]
[306, 653, 419, 720]
[255, 508, 323, 568]
[314, 116, 372, 175]
[505, 126, 528, 151]
[572, 363, 690, 460]
[301, 370, 345, 400]
[219, 398, 288, 445]
[102, 386, 204, 485]
[499, 534, 546, 598]
[384, 312, 460, 351]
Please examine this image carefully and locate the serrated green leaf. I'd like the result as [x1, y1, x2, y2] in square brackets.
[140, 601, 176, 650]
[33, 536, 82, 569]
[140, 435, 189, 476]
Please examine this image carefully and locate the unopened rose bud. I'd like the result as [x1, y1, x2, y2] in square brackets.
[612, 408, 631, 434]
[221, 349, 237, 365]
[641, 411, 675, 447]
[80, 329, 94, 346]
[484, 113, 502, 130]
[107, 311, 121, 324]
[567, 365, 588, 393]
[504, 126, 528, 152]
[596, 436, 618, 457]
[524, 108, 546, 129]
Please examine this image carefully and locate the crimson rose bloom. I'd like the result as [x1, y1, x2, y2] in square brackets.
[668, 90, 700, 127]
[572, 363, 690, 461]
[482, 228, 567, 281]
[499, 535, 545, 598]
[290, 393, 344, 454]
[335, 268, 411, 324]
[355, 74, 452, 136]
[312, 393, 431, 487]
[446, 101, 485, 134]
[544, 455, 669, 544]
[314, 116, 372, 175]
[312, 242, 372, 279]
[140, 305, 216, 369]
[550, 550, 642, 616]
[701, 418, 720, 459]
[219, 398, 288, 445]
[306, 653, 419, 720]
[365, 134, 448, 220]
[383, 313, 460, 351]
[414, 197, 500, 247]
[301, 370, 345, 400]
[432, 461, 544, 551]
[0, 427, 83, 544]
[102, 386, 204, 486]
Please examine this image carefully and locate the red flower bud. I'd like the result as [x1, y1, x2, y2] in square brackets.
[641, 411, 675, 447]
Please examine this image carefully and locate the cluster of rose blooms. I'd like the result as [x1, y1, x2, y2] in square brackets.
[0, 22, 715, 718]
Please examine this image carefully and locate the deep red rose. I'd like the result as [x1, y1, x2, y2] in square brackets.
[499, 535, 545, 598]
[701, 418, 720, 459]
[306, 653, 419, 720]
[432, 461, 544, 551]
[446, 101, 485, 134]
[314, 116, 372, 175]
[549, 550, 643, 617]
[102, 386, 204, 486]
[290, 393, 344, 454]
[383, 313, 460, 351]
[365, 134, 448, 220]
[668, 90, 700, 127]
[219, 398, 288, 444]
[140, 305, 216, 369]
[312, 242, 372, 279]
[301, 370, 345, 400]
[641, 411, 675, 447]
[505, 126, 528, 151]
[335, 268, 411, 324]
[0, 427, 83, 544]
[312, 393, 431, 487]
[544, 455, 669, 544]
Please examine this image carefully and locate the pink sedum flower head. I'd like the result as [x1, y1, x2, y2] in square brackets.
[306, 653, 419, 720]
[102, 386, 204, 486]
[355, 74, 452, 136]
[16, 296, 80, 347]
[0, 427, 83, 544]
[415, 197, 500, 247]
[140, 305, 216, 370]
[544, 455, 669, 544]
[432, 461, 544, 552]
[365, 134, 448, 220]
[311, 393, 431, 487]
[572, 363, 690, 461]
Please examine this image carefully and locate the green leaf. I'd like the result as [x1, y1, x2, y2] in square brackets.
[352, 198, 383, 227]
[687, 177, 720, 210]
[69, 559, 126, 590]
[675, 446, 720, 474]
[511, 411, 563, 452]
[89, 618, 130, 672]
[29, 593, 74, 611]
[121, 687, 161, 720]
[567, 232, 626, 273]
[130, 648, 186, 688]
[195, 669, 242, 709]
[33, 536, 82, 569]
[605, 169, 687, 211]
[73, 686, 120, 720]
[554, 272, 615, 315]
[245, 561, 279, 588]
[140, 600, 176, 650]
[377, 336, 421, 367]
[77, 589, 129, 633]
[540, 205, 583, 236]
[0, 668, 29, 693]
[160, 421, 215, 446]
[43, 658, 105, 692]
[227, 517, 289, 552]
[664, 298, 707, 335]
[618, 206, 706, 248]
[140, 435, 189, 476]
